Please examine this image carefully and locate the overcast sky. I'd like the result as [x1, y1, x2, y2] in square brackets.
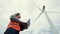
[0, 0, 60, 34]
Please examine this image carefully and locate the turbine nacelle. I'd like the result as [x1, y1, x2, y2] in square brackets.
[42, 5, 45, 12]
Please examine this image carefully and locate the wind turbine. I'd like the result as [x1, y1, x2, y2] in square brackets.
[34, 4, 59, 34]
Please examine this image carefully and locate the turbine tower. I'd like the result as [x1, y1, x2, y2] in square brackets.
[34, 5, 59, 34]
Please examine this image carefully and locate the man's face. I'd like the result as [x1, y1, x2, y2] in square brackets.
[16, 15, 21, 19]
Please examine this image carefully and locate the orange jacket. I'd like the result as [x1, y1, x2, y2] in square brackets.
[7, 22, 20, 31]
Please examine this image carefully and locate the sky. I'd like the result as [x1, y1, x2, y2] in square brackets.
[0, 0, 60, 34]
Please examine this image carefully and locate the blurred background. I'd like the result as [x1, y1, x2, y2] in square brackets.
[0, 0, 60, 34]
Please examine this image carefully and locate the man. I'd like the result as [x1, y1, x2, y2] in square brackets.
[4, 13, 30, 34]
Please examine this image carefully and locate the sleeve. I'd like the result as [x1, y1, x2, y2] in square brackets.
[20, 19, 30, 30]
[19, 21, 28, 31]
[20, 23, 28, 31]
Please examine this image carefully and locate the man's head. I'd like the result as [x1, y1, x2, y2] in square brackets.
[15, 13, 21, 19]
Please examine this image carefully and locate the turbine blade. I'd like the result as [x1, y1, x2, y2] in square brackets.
[47, 12, 60, 13]
[44, 11, 60, 13]
[34, 4, 42, 11]
[34, 12, 43, 22]
[44, 12, 59, 34]
[33, 4, 43, 22]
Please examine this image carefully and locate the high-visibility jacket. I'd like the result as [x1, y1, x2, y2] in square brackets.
[7, 22, 20, 31]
